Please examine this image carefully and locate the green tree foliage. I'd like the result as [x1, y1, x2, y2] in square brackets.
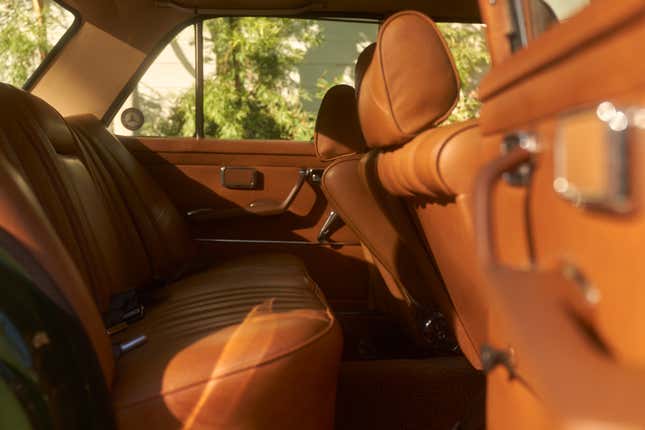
[0, 6, 490, 135]
[157, 18, 323, 140]
[438, 23, 490, 123]
[0, 0, 71, 86]
[155, 20, 489, 138]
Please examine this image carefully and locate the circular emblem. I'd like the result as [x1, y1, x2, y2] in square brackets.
[121, 107, 145, 131]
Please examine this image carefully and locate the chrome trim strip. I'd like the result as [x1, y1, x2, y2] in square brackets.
[509, 0, 529, 50]
[195, 238, 359, 246]
[317, 210, 339, 242]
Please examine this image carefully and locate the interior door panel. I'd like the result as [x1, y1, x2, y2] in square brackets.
[120, 136, 370, 309]
[477, 0, 645, 427]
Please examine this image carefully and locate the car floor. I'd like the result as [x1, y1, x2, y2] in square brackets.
[334, 357, 484, 430]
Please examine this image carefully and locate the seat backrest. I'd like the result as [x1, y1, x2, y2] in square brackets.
[357, 11, 490, 366]
[314, 33, 470, 349]
[0, 84, 153, 311]
[0, 142, 114, 385]
[0, 84, 199, 315]
[67, 115, 197, 282]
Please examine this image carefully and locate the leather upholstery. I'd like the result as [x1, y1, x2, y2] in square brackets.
[0, 83, 146, 311]
[68, 115, 197, 282]
[377, 120, 480, 199]
[0, 148, 115, 383]
[313, 32, 471, 348]
[113, 254, 341, 429]
[369, 116, 487, 365]
[0, 84, 343, 429]
[322, 153, 472, 347]
[358, 11, 460, 149]
[314, 85, 366, 161]
[349, 12, 488, 364]
[354, 42, 376, 97]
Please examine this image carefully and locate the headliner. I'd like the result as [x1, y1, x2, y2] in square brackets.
[156, 0, 481, 21]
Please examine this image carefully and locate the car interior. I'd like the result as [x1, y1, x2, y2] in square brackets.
[1, 0, 645, 429]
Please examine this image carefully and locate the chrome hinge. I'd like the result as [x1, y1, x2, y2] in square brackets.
[501, 132, 537, 186]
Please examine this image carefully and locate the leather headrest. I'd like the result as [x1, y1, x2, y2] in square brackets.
[0, 84, 78, 156]
[354, 43, 376, 97]
[358, 11, 460, 149]
[314, 84, 366, 161]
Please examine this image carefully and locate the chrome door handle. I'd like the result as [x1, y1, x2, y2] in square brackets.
[317, 210, 340, 243]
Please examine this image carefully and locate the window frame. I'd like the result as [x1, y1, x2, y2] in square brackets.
[22, 0, 82, 91]
[103, 15, 381, 138]
[506, 0, 591, 53]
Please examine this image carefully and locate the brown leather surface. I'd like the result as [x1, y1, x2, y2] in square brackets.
[0, 84, 147, 310]
[358, 11, 460, 149]
[314, 85, 366, 161]
[0, 150, 115, 384]
[373, 119, 491, 365]
[0, 83, 344, 428]
[476, 1, 645, 428]
[196, 242, 370, 309]
[120, 136, 369, 305]
[377, 120, 480, 199]
[354, 43, 376, 98]
[69, 115, 197, 281]
[313, 31, 474, 347]
[113, 253, 342, 429]
[321, 152, 472, 348]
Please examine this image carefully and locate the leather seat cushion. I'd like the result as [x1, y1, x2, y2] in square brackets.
[112, 253, 342, 429]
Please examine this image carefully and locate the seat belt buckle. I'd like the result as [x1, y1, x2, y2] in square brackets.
[106, 321, 128, 336]
[113, 335, 148, 359]
[121, 304, 144, 324]
[105, 303, 144, 336]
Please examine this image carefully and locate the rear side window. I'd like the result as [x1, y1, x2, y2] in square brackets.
[507, 0, 590, 52]
[113, 25, 197, 138]
[111, 18, 489, 138]
[0, 0, 76, 87]
[438, 23, 490, 123]
[111, 18, 378, 139]
[530, 0, 590, 36]
[199, 18, 376, 141]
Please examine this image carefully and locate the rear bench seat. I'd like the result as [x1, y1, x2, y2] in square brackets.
[0, 83, 342, 429]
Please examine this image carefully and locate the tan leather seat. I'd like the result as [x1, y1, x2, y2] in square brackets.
[313, 19, 471, 351]
[355, 11, 490, 367]
[0, 83, 342, 429]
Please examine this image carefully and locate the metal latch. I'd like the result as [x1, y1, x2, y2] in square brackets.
[501, 132, 537, 186]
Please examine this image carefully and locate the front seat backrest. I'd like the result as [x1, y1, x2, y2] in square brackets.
[357, 11, 492, 366]
[314, 33, 472, 352]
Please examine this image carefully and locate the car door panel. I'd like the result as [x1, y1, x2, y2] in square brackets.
[120, 136, 370, 308]
[477, 0, 645, 427]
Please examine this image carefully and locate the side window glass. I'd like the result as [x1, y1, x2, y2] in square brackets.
[508, 0, 591, 52]
[110, 18, 377, 140]
[111, 25, 196, 137]
[198, 18, 377, 140]
[530, 0, 590, 36]
[0, 0, 76, 87]
[438, 23, 491, 123]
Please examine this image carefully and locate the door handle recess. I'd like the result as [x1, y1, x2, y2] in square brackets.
[187, 168, 308, 221]
[474, 147, 532, 271]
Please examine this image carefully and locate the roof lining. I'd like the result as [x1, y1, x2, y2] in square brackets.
[155, 0, 325, 16]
